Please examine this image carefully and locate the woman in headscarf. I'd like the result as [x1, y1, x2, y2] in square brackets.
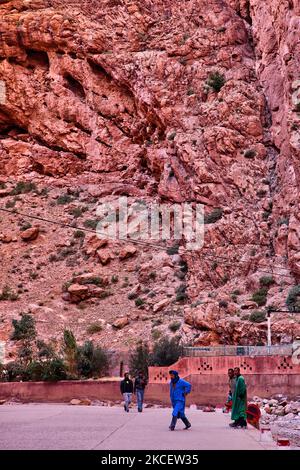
[169, 370, 192, 431]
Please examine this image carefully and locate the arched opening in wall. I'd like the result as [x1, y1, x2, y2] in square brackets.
[25, 49, 50, 70]
[63, 73, 86, 100]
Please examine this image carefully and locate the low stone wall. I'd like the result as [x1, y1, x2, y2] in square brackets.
[1, 373, 300, 406]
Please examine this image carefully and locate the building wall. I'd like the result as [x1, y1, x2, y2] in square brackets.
[148, 355, 300, 384]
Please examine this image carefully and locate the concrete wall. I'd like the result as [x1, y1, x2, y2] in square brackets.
[149, 355, 300, 384]
[1, 373, 300, 406]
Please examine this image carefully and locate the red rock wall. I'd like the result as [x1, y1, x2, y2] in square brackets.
[0, 0, 300, 349]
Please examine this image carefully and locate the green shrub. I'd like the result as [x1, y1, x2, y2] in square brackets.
[11, 314, 36, 341]
[169, 321, 181, 332]
[251, 287, 268, 306]
[260, 276, 275, 287]
[129, 341, 150, 378]
[241, 314, 250, 321]
[176, 284, 188, 302]
[20, 222, 32, 231]
[5, 361, 26, 381]
[73, 230, 85, 239]
[83, 219, 98, 230]
[204, 208, 223, 224]
[206, 71, 226, 92]
[63, 329, 78, 376]
[128, 292, 138, 300]
[69, 206, 88, 218]
[286, 285, 300, 312]
[0, 285, 19, 301]
[80, 276, 102, 286]
[77, 341, 109, 378]
[135, 297, 145, 307]
[42, 358, 67, 382]
[111, 275, 119, 283]
[11, 181, 37, 195]
[244, 149, 257, 159]
[166, 244, 179, 255]
[36, 339, 55, 359]
[249, 311, 266, 323]
[150, 337, 182, 367]
[56, 194, 73, 205]
[87, 323, 103, 334]
[152, 329, 162, 340]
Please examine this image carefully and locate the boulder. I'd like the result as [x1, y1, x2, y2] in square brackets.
[153, 298, 170, 313]
[70, 399, 81, 405]
[97, 249, 112, 265]
[67, 283, 89, 302]
[119, 245, 137, 260]
[20, 226, 39, 241]
[113, 317, 129, 329]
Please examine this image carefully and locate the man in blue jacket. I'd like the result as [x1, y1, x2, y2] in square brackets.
[169, 370, 192, 431]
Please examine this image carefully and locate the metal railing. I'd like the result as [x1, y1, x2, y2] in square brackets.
[183, 344, 293, 357]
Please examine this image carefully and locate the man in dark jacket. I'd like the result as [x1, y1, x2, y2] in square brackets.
[120, 372, 134, 412]
[134, 371, 147, 412]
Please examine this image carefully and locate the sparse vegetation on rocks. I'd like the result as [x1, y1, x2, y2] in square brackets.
[286, 286, 300, 313]
[249, 311, 267, 323]
[206, 71, 226, 92]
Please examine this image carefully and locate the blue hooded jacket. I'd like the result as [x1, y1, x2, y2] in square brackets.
[169, 370, 192, 406]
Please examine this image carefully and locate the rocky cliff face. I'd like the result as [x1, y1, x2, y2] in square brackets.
[0, 0, 299, 357]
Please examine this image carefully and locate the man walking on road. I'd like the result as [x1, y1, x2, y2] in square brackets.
[120, 372, 134, 412]
[134, 371, 147, 412]
[169, 370, 192, 431]
[229, 367, 247, 428]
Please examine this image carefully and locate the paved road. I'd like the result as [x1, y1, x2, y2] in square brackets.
[0, 404, 276, 450]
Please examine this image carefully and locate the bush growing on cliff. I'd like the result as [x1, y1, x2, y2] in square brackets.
[175, 284, 188, 302]
[150, 336, 183, 367]
[249, 311, 266, 323]
[11, 181, 37, 195]
[286, 285, 300, 312]
[251, 287, 268, 306]
[0, 285, 19, 301]
[206, 71, 226, 92]
[169, 321, 181, 332]
[11, 314, 36, 341]
[260, 276, 275, 288]
[129, 341, 150, 378]
[204, 208, 223, 224]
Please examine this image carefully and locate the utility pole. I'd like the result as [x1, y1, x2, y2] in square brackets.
[267, 311, 272, 347]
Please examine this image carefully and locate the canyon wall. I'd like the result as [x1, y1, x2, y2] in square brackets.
[0, 0, 299, 358]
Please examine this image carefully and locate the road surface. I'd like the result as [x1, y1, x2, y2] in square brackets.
[0, 404, 276, 450]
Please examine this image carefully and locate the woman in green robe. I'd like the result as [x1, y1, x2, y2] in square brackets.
[229, 367, 247, 428]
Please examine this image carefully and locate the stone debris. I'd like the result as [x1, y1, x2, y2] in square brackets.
[252, 396, 300, 447]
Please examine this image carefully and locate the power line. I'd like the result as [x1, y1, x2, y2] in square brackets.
[0, 206, 296, 280]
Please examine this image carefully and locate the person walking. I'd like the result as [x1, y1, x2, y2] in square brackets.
[229, 367, 247, 428]
[169, 370, 192, 431]
[134, 371, 147, 412]
[120, 372, 134, 412]
[225, 368, 236, 411]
